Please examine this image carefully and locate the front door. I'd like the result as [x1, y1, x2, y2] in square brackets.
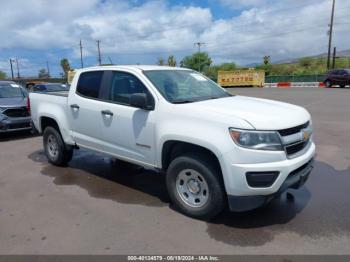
[97, 70, 157, 167]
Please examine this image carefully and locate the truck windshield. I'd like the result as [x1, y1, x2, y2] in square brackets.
[0, 84, 24, 98]
[143, 70, 231, 103]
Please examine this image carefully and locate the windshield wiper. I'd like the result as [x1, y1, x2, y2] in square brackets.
[172, 99, 196, 104]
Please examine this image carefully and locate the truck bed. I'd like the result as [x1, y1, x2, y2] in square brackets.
[30, 91, 69, 135]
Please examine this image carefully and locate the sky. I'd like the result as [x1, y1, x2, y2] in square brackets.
[0, 0, 349, 77]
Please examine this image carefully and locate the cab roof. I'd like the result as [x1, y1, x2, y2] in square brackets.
[76, 65, 192, 73]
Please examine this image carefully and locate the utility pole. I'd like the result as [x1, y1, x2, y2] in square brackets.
[46, 61, 51, 78]
[194, 42, 205, 53]
[97, 40, 102, 66]
[332, 46, 337, 69]
[9, 59, 14, 80]
[327, 0, 335, 69]
[15, 58, 20, 79]
[79, 39, 84, 68]
[194, 42, 206, 73]
[108, 56, 113, 65]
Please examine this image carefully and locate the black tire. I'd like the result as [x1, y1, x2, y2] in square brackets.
[325, 80, 332, 88]
[166, 152, 226, 220]
[339, 85, 345, 88]
[43, 126, 73, 166]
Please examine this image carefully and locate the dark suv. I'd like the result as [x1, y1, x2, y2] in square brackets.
[324, 69, 350, 88]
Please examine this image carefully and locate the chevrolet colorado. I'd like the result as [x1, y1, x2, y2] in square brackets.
[30, 66, 315, 219]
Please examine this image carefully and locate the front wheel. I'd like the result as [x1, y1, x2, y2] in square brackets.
[43, 126, 73, 166]
[166, 153, 226, 220]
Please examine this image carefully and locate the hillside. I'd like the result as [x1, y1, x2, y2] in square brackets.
[275, 49, 350, 65]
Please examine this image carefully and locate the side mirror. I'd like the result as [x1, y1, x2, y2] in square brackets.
[130, 93, 154, 110]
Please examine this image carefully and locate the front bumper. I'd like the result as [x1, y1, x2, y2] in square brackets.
[220, 141, 315, 211]
[0, 116, 32, 133]
[227, 158, 314, 211]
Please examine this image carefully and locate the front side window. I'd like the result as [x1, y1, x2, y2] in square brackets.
[143, 70, 231, 104]
[77, 71, 104, 98]
[108, 71, 152, 105]
[0, 83, 24, 98]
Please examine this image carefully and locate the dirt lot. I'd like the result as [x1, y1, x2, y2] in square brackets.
[0, 87, 349, 254]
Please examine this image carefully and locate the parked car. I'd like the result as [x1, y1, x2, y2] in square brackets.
[0, 81, 32, 133]
[30, 66, 315, 219]
[324, 69, 350, 88]
[32, 83, 69, 92]
[26, 81, 46, 90]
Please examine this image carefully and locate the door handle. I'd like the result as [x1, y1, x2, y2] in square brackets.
[70, 104, 80, 110]
[101, 110, 114, 116]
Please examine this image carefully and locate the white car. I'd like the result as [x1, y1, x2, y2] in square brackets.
[30, 66, 315, 219]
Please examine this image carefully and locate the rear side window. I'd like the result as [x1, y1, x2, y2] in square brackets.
[77, 71, 104, 98]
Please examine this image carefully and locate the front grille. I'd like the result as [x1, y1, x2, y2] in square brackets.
[278, 121, 310, 157]
[278, 121, 309, 136]
[3, 107, 29, 118]
[285, 141, 308, 156]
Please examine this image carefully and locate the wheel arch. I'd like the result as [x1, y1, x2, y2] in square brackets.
[40, 116, 61, 134]
[161, 140, 223, 177]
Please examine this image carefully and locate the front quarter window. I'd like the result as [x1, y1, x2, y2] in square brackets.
[144, 70, 231, 103]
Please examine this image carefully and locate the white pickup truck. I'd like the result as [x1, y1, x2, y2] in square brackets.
[30, 66, 315, 219]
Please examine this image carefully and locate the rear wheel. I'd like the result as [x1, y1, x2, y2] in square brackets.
[325, 80, 332, 88]
[166, 152, 226, 220]
[43, 126, 73, 166]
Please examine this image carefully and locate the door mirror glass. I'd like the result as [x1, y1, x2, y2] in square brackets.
[130, 93, 153, 110]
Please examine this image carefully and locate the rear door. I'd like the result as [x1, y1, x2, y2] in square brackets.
[96, 70, 157, 166]
[67, 70, 109, 150]
[333, 70, 344, 85]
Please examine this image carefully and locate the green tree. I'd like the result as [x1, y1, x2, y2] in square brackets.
[38, 68, 49, 78]
[60, 58, 71, 77]
[0, 71, 6, 80]
[204, 63, 237, 81]
[180, 52, 212, 72]
[156, 57, 165, 66]
[167, 55, 177, 67]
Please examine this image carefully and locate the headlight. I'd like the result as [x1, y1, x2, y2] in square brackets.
[229, 128, 283, 151]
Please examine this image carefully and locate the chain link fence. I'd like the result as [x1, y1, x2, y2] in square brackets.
[265, 74, 326, 83]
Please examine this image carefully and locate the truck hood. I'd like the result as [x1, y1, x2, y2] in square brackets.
[190, 96, 310, 130]
[0, 97, 26, 108]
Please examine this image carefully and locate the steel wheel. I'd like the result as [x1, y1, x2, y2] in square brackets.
[176, 169, 209, 208]
[47, 134, 59, 160]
